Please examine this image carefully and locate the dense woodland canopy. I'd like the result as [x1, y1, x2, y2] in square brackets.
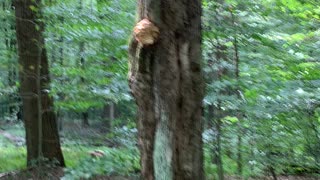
[0, 0, 319, 179]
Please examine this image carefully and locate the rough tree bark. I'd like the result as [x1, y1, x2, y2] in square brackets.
[14, 0, 65, 166]
[128, 0, 204, 179]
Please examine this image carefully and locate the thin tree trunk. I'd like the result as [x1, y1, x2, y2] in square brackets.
[208, 104, 224, 180]
[56, 110, 63, 131]
[14, 0, 65, 166]
[109, 102, 115, 120]
[212, 37, 227, 180]
[102, 102, 115, 131]
[82, 112, 89, 127]
[230, 7, 244, 175]
[129, 0, 204, 179]
[77, 0, 89, 127]
[78, 41, 89, 127]
[269, 166, 278, 180]
[102, 103, 111, 130]
[234, 36, 243, 175]
[57, 16, 65, 131]
[237, 133, 243, 175]
[215, 104, 224, 180]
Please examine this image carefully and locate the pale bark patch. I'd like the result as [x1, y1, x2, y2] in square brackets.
[154, 106, 173, 180]
[179, 42, 190, 77]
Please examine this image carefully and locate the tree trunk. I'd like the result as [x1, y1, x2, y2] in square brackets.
[232, 14, 243, 175]
[14, 0, 65, 166]
[102, 102, 115, 131]
[237, 133, 243, 175]
[102, 104, 110, 130]
[57, 16, 65, 131]
[216, 122, 224, 180]
[79, 40, 89, 127]
[109, 102, 115, 120]
[269, 166, 278, 180]
[128, 1, 204, 179]
[77, 0, 89, 127]
[208, 104, 224, 180]
[56, 109, 63, 131]
[214, 105, 224, 180]
[82, 112, 89, 127]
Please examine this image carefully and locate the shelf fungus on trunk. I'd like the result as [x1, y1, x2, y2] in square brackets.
[133, 18, 160, 46]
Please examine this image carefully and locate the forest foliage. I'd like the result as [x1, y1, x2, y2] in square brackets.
[0, 0, 319, 179]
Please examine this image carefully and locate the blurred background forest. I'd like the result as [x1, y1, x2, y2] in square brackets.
[0, 0, 319, 179]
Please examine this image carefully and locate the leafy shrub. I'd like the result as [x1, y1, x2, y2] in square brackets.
[62, 147, 140, 179]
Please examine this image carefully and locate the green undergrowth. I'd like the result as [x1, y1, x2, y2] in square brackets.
[0, 132, 140, 179]
[0, 144, 137, 175]
[0, 146, 26, 173]
[62, 147, 140, 179]
[0, 122, 140, 179]
[204, 148, 261, 179]
[0, 130, 25, 172]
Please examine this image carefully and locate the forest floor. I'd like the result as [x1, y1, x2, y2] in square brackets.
[0, 121, 319, 180]
[0, 121, 138, 179]
[225, 176, 320, 180]
[1, 171, 319, 180]
[0, 169, 132, 180]
[0, 129, 25, 146]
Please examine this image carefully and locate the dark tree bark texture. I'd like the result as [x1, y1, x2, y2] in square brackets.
[129, 0, 204, 179]
[14, 0, 65, 166]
